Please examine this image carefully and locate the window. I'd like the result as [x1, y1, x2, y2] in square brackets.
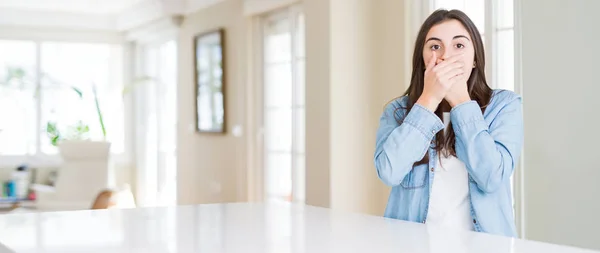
[262, 6, 305, 203]
[134, 40, 178, 207]
[0, 40, 125, 160]
[0, 40, 37, 156]
[40, 42, 125, 154]
[494, 0, 514, 91]
[432, 0, 515, 91]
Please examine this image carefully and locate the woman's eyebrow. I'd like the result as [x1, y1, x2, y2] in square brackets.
[425, 35, 471, 43]
[425, 37, 441, 43]
[453, 35, 471, 41]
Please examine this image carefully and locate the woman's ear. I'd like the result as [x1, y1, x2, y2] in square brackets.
[473, 61, 476, 68]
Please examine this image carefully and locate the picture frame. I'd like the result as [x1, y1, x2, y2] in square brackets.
[194, 28, 226, 134]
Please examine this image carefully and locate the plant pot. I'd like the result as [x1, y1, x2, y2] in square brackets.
[58, 140, 111, 160]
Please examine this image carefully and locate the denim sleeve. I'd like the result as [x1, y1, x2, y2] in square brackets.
[450, 96, 523, 193]
[374, 102, 444, 187]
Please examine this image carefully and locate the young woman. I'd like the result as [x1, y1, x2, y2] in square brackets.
[374, 9, 523, 237]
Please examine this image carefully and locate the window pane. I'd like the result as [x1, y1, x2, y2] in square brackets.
[158, 41, 178, 152]
[265, 153, 292, 200]
[497, 0, 514, 28]
[434, 0, 465, 10]
[496, 29, 514, 91]
[40, 42, 124, 154]
[294, 60, 305, 106]
[295, 13, 305, 59]
[0, 40, 37, 155]
[293, 153, 305, 202]
[294, 107, 305, 153]
[264, 18, 291, 64]
[265, 63, 292, 107]
[265, 108, 292, 152]
[464, 0, 485, 34]
[434, 0, 485, 34]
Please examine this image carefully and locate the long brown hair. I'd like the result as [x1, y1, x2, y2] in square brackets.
[399, 9, 492, 165]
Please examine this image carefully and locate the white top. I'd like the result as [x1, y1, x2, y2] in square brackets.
[426, 112, 474, 231]
[0, 202, 596, 253]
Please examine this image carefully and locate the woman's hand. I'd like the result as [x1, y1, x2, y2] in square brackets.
[444, 74, 471, 107]
[417, 52, 465, 112]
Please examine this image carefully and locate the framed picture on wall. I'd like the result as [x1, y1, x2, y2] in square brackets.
[194, 28, 226, 134]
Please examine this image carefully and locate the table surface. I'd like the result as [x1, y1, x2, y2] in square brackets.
[0, 202, 597, 253]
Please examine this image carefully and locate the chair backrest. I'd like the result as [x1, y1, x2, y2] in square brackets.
[91, 189, 117, 209]
[90, 185, 136, 209]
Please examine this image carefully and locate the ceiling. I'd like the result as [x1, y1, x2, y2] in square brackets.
[0, 0, 146, 15]
[0, 0, 226, 31]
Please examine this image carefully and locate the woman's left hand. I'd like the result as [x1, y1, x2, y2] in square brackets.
[434, 56, 471, 107]
[445, 80, 471, 107]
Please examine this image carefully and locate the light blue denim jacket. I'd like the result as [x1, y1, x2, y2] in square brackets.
[374, 89, 523, 237]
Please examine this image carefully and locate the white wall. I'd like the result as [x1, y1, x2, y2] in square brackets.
[174, 0, 406, 215]
[243, 0, 299, 15]
[520, 0, 600, 250]
[304, 0, 406, 215]
[374, 0, 408, 209]
[329, 0, 380, 214]
[177, 0, 248, 205]
[304, 0, 332, 209]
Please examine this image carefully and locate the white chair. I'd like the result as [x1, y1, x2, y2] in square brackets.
[34, 141, 115, 211]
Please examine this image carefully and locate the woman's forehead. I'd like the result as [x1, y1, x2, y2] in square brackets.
[426, 19, 471, 41]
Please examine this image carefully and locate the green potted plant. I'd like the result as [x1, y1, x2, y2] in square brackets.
[49, 83, 112, 161]
[0, 66, 106, 147]
[2, 66, 153, 152]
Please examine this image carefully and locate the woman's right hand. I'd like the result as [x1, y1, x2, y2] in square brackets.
[417, 52, 465, 112]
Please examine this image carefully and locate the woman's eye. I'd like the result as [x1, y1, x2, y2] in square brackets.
[456, 43, 465, 49]
[430, 45, 441, 50]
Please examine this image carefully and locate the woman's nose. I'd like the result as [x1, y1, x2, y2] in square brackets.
[441, 49, 452, 61]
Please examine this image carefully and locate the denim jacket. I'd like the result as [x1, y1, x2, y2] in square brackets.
[374, 89, 523, 237]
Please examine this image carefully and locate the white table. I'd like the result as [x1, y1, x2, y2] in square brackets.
[0, 202, 596, 253]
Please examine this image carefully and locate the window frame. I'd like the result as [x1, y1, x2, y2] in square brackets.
[0, 30, 131, 168]
[252, 4, 305, 203]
